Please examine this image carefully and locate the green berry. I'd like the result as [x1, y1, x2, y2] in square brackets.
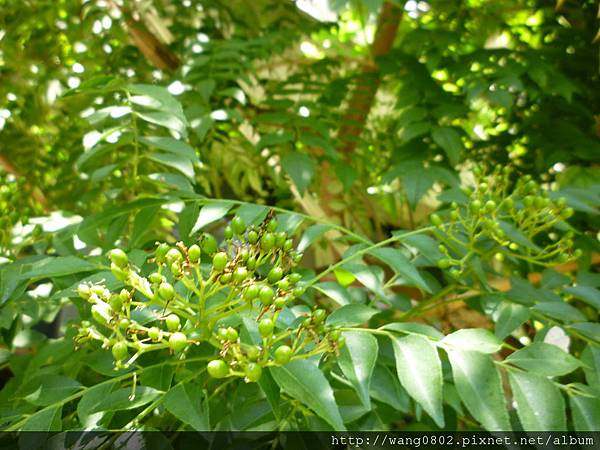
[245, 363, 262, 382]
[170, 262, 183, 277]
[166, 248, 183, 266]
[149, 272, 163, 284]
[246, 346, 260, 361]
[261, 232, 275, 251]
[292, 286, 305, 298]
[438, 258, 452, 269]
[278, 278, 290, 290]
[288, 273, 301, 284]
[112, 342, 128, 361]
[449, 210, 460, 221]
[159, 282, 175, 301]
[267, 220, 278, 232]
[156, 243, 170, 263]
[111, 263, 128, 281]
[562, 207, 574, 218]
[246, 256, 257, 270]
[77, 284, 91, 299]
[233, 266, 248, 283]
[207, 359, 229, 378]
[119, 318, 130, 330]
[226, 327, 238, 342]
[109, 249, 128, 268]
[169, 332, 187, 352]
[148, 327, 161, 340]
[509, 242, 519, 251]
[312, 309, 326, 324]
[274, 345, 292, 365]
[248, 230, 259, 244]
[238, 248, 250, 262]
[165, 314, 180, 331]
[258, 318, 274, 337]
[220, 273, 232, 284]
[484, 200, 496, 212]
[283, 239, 293, 251]
[232, 216, 246, 235]
[188, 244, 201, 263]
[330, 330, 341, 341]
[201, 233, 218, 255]
[556, 197, 567, 208]
[274, 296, 287, 308]
[470, 200, 482, 213]
[213, 252, 228, 272]
[523, 196, 534, 207]
[494, 252, 505, 262]
[430, 214, 442, 226]
[244, 284, 259, 301]
[275, 231, 287, 247]
[268, 267, 284, 284]
[217, 328, 228, 341]
[259, 286, 274, 305]
[449, 269, 462, 278]
[109, 294, 123, 312]
[504, 198, 514, 209]
[223, 225, 234, 240]
[292, 252, 303, 264]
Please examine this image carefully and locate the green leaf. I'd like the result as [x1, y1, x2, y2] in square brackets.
[280, 152, 315, 194]
[163, 383, 209, 431]
[22, 405, 62, 431]
[24, 375, 82, 406]
[258, 367, 281, 420]
[431, 126, 462, 166]
[341, 263, 386, 299]
[563, 286, 600, 310]
[325, 304, 379, 327]
[146, 152, 194, 180]
[271, 360, 345, 430]
[493, 301, 530, 339]
[509, 371, 566, 431]
[447, 349, 511, 431]
[368, 247, 431, 293]
[139, 136, 199, 164]
[506, 342, 581, 377]
[314, 282, 353, 307]
[381, 322, 444, 340]
[369, 365, 410, 413]
[391, 334, 444, 427]
[128, 84, 188, 125]
[136, 111, 187, 138]
[235, 204, 269, 226]
[131, 205, 160, 248]
[298, 224, 332, 253]
[441, 329, 502, 354]
[77, 381, 116, 428]
[140, 364, 175, 391]
[567, 322, 600, 342]
[190, 202, 232, 234]
[570, 394, 600, 431]
[582, 345, 600, 388]
[338, 331, 378, 409]
[532, 302, 586, 323]
[93, 386, 162, 412]
[21, 256, 98, 280]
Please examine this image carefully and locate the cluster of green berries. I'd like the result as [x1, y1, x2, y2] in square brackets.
[428, 166, 580, 275]
[75, 214, 344, 379]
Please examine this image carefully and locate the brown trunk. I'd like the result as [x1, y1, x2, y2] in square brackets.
[317, 2, 402, 222]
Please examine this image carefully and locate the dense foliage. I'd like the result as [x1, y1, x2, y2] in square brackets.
[0, 0, 599, 434]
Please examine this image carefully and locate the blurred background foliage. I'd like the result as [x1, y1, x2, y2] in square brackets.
[0, 0, 599, 256]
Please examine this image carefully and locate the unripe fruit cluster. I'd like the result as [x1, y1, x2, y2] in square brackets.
[429, 166, 581, 276]
[74, 213, 343, 377]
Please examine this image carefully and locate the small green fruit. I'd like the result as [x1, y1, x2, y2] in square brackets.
[246, 345, 260, 361]
[213, 252, 228, 272]
[223, 225, 234, 240]
[233, 266, 248, 283]
[266, 220, 278, 232]
[148, 327, 161, 340]
[232, 216, 246, 235]
[245, 363, 262, 382]
[207, 359, 229, 378]
[430, 214, 442, 226]
[109, 249, 128, 268]
[112, 342, 128, 361]
[244, 285, 259, 301]
[267, 267, 284, 284]
[248, 230, 259, 244]
[275, 231, 287, 247]
[259, 286, 274, 305]
[226, 327, 238, 342]
[77, 284, 91, 300]
[261, 232, 275, 251]
[246, 256, 257, 270]
[258, 318, 274, 337]
[166, 248, 183, 266]
[159, 282, 175, 301]
[188, 244, 201, 263]
[111, 263, 128, 281]
[169, 332, 187, 352]
[274, 345, 292, 365]
[149, 272, 163, 284]
[201, 233, 218, 255]
[274, 296, 287, 308]
[437, 258, 452, 269]
[165, 314, 180, 331]
[288, 273, 301, 284]
[156, 243, 170, 263]
[312, 309, 326, 324]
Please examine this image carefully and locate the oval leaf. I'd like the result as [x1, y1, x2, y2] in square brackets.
[338, 331, 378, 408]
